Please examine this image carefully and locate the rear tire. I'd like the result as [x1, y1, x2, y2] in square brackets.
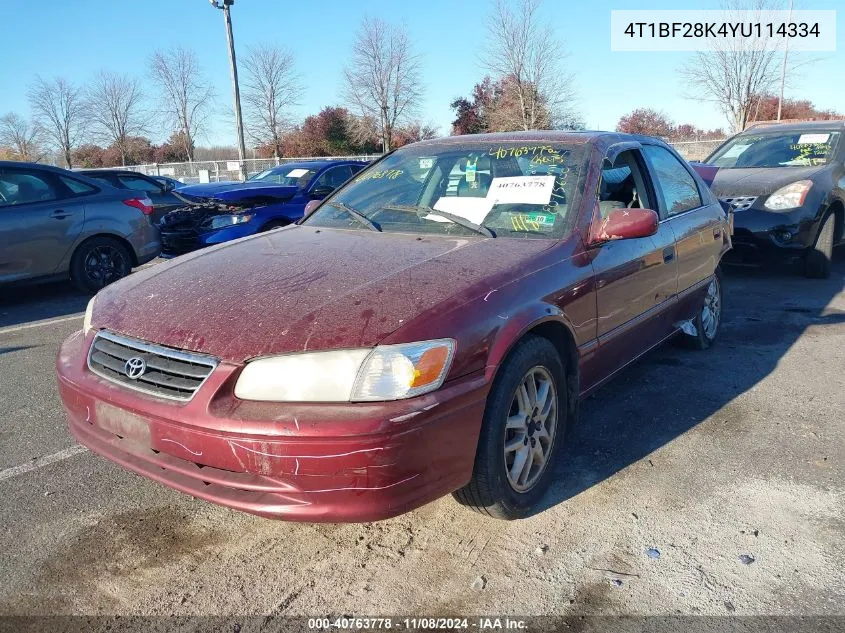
[678, 268, 722, 350]
[70, 236, 133, 294]
[805, 212, 835, 279]
[453, 335, 567, 520]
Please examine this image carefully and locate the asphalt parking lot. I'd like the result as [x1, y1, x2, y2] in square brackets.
[1, 257, 843, 621]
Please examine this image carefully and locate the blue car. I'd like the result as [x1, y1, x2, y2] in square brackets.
[158, 160, 367, 257]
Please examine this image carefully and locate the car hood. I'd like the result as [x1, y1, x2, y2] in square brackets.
[92, 227, 555, 363]
[178, 181, 298, 203]
[704, 165, 825, 198]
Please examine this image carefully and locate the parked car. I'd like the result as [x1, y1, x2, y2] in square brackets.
[150, 175, 185, 190]
[57, 132, 730, 522]
[696, 120, 844, 278]
[81, 169, 188, 225]
[0, 161, 160, 293]
[158, 160, 367, 257]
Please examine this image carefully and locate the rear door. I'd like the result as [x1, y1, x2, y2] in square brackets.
[0, 168, 87, 282]
[589, 148, 679, 382]
[642, 144, 724, 314]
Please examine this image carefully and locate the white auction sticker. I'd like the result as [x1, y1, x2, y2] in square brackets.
[797, 134, 831, 144]
[287, 168, 309, 177]
[487, 176, 555, 205]
[432, 197, 493, 225]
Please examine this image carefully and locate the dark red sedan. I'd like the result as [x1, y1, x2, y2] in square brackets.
[57, 132, 731, 522]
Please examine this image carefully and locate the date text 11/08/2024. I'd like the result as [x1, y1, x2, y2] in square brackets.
[307, 617, 528, 630]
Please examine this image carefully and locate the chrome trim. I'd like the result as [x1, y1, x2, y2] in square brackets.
[87, 330, 219, 402]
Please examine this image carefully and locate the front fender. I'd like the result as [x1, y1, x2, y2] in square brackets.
[483, 306, 577, 383]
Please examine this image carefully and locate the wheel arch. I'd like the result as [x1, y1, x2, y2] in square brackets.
[71, 232, 139, 268]
[486, 313, 580, 427]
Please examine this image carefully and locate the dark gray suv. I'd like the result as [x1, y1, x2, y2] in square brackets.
[0, 161, 161, 293]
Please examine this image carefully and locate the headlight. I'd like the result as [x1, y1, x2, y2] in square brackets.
[234, 339, 455, 402]
[764, 180, 813, 210]
[208, 214, 254, 230]
[83, 296, 96, 336]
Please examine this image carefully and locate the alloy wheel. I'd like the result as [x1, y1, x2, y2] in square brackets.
[84, 245, 128, 288]
[701, 277, 721, 340]
[503, 366, 557, 492]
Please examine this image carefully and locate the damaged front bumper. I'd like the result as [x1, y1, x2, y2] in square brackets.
[720, 204, 820, 266]
[56, 330, 489, 522]
[158, 202, 259, 257]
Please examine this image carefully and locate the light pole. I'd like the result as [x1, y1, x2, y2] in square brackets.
[210, 0, 248, 181]
[776, 0, 794, 122]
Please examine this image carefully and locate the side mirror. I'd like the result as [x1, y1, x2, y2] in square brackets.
[588, 207, 659, 245]
[303, 200, 321, 219]
[309, 185, 334, 200]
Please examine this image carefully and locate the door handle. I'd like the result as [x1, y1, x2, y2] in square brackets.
[662, 246, 675, 263]
[713, 228, 722, 239]
[50, 210, 71, 219]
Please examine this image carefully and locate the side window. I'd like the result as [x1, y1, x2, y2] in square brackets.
[596, 150, 652, 219]
[118, 175, 162, 195]
[642, 145, 702, 217]
[59, 176, 98, 195]
[314, 166, 353, 190]
[0, 170, 61, 207]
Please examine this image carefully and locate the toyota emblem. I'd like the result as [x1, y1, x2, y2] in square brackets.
[124, 357, 147, 380]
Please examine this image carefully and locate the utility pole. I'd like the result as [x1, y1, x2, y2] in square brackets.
[776, 0, 794, 122]
[210, 0, 248, 181]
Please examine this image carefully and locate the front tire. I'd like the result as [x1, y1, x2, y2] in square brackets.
[678, 269, 722, 350]
[805, 212, 835, 279]
[453, 335, 567, 520]
[70, 236, 133, 294]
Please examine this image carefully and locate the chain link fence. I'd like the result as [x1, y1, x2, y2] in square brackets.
[670, 139, 726, 162]
[86, 141, 725, 184]
[94, 155, 382, 185]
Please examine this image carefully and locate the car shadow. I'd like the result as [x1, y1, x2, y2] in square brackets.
[538, 252, 845, 514]
[0, 282, 90, 329]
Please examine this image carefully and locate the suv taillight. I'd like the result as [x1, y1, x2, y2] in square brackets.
[123, 197, 154, 216]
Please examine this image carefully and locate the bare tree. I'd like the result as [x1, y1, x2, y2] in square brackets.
[483, 0, 579, 131]
[27, 76, 86, 167]
[149, 47, 214, 162]
[87, 71, 147, 166]
[0, 113, 43, 162]
[680, 0, 798, 132]
[343, 17, 423, 152]
[241, 45, 302, 157]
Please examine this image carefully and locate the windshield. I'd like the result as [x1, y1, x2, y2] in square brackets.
[304, 142, 586, 239]
[249, 166, 317, 186]
[707, 131, 840, 168]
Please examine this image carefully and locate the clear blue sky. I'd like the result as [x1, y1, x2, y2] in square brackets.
[1, 0, 841, 146]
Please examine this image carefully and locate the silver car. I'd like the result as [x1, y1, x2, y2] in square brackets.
[0, 161, 161, 293]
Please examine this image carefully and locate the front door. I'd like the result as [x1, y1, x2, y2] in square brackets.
[587, 149, 679, 386]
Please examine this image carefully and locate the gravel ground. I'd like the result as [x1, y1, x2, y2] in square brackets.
[0, 258, 843, 623]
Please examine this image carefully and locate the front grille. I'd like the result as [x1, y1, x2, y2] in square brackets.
[720, 196, 757, 211]
[87, 330, 218, 401]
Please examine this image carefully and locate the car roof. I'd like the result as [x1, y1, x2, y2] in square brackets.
[408, 130, 670, 152]
[270, 159, 366, 171]
[79, 169, 151, 178]
[739, 120, 845, 135]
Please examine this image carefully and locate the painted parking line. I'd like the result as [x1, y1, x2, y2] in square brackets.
[0, 445, 88, 483]
[0, 314, 82, 336]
